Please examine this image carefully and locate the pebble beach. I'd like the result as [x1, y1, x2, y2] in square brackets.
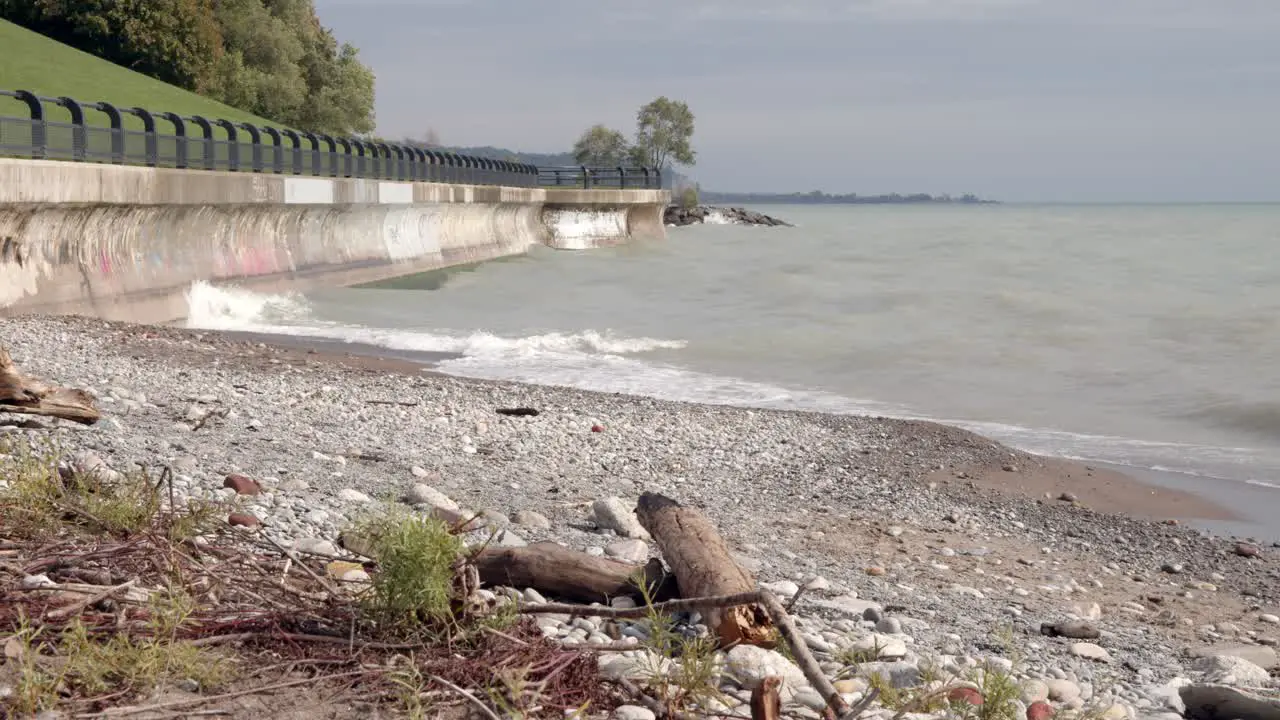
[2, 314, 1279, 720]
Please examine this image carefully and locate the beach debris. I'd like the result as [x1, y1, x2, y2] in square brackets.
[635, 491, 776, 649]
[591, 424, 605, 432]
[1179, 684, 1280, 720]
[1041, 620, 1102, 639]
[496, 407, 540, 417]
[476, 542, 676, 606]
[0, 344, 100, 424]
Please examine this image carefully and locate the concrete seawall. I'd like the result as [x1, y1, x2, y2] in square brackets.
[0, 159, 667, 323]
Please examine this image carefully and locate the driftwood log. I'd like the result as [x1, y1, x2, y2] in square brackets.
[0, 345, 99, 425]
[472, 542, 677, 605]
[635, 491, 776, 648]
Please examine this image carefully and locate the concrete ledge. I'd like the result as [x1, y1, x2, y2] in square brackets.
[0, 159, 669, 323]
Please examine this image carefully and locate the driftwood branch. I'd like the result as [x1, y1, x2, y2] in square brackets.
[0, 345, 100, 425]
[473, 542, 678, 605]
[635, 492, 775, 648]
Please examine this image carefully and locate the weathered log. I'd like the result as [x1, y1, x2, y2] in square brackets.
[472, 542, 677, 605]
[0, 345, 99, 425]
[635, 491, 776, 648]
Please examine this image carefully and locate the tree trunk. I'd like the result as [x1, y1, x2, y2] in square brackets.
[635, 491, 776, 648]
[472, 542, 677, 605]
[0, 346, 99, 425]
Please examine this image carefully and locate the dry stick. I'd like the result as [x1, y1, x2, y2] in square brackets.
[784, 585, 808, 613]
[518, 591, 764, 620]
[757, 591, 851, 719]
[613, 676, 686, 720]
[257, 534, 340, 596]
[426, 674, 501, 720]
[46, 579, 137, 621]
[77, 669, 371, 718]
[190, 631, 422, 651]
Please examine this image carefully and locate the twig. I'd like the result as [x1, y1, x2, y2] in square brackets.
[365, 399, 418, 407]
[757, 591, 850, 719]
[481, 625, 531, 646]
[257, 534, 339, 596]
[46, 579, 137, 621]
[77, 669, 371, 717]
[519, 591, 764, 619]
[426, 674, 501, 720]
[843, 687, 881, 720]
[784, 585, 808, 613]
[190, 631, 421, 651]
[614, 676, 689, 720]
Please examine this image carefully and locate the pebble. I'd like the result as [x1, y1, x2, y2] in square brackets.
[511, 510, 552, 529]
[337, 488, 371, 503]
[1069, 642, 1112, 663]
[403, 484, 456, 510]
[1260, 614, 1280, 625]
[612, 706, 656, 720]
[591, 497, 651, 539]
[606, 539, 650, 563]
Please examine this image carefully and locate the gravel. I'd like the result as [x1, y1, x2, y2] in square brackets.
[3, 315, 1280, 718]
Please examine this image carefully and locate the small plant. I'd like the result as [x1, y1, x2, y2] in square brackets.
[633, 579, 725, 716]
[355, 508, 465, 632]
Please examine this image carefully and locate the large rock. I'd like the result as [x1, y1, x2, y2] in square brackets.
[1179, 684, 1280, 720]
[1193, 655, 1272, 686]
[1188, 645, 1279, 670]
[403, 484, 457, 510]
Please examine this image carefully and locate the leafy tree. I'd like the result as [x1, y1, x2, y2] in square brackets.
[629, 96, 695, 170]
[0, 0, 376, 134]
[571, 124, 629, 166]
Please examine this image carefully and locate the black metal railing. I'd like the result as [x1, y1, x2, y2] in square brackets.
[0, 89, 660, 190]
[538, 165, 662, 190]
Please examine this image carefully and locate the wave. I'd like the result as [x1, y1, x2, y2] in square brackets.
[183, 281, 1280, 491]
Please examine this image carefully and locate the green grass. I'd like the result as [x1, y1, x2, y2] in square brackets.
[0, 19, 274, 131]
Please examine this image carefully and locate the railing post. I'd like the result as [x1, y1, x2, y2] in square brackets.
[409, 146, 426, 181]
[212, 119, 238, 170]
[427, 150, 443, 182]
[236, 123, 263, 172]
[376, 143, 393, 180]
[281, 130, 302, 175]
[319, 134, 337, 177]
[53, 97, 87, 161]
[617, 166, 627, 189]
[261, 127, 283, 174]
[336, 138, 353, 177]
[580, 165, 591, 189]
[88, 101, 121, 163]
[13, 90, 46, 159]
[161, 112, 187, 168]
[125, 108, 157, 166]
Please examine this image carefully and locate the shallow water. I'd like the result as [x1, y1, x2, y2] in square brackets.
[187, 203, 1280, 503]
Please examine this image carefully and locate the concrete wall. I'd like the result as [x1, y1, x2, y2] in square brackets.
[0, 159, 667, 323]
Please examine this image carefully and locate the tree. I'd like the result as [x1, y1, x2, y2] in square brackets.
[571, 124, 629, 166]
[629, 97, 695, 170]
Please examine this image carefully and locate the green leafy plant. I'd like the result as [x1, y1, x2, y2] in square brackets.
[354, 508, 465, 632]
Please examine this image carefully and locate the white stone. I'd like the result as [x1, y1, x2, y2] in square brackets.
[404, 484, 456, 510]
[1070, 642, 1112, 663]
[606, 539, 650, 563]
[492, 529, 527, 548]
[591, 497, 651, 539]
[294, 537, 339, 556]
[1047, 679, 1082, 702]
[20, 574, 55, 590]
[337, 488, 371, 503]
[1021, 679, 1050, 704]
[762, 580, 801, 598]
[850, 634, 908, 660]
[1260, 614, 1280, 625]
[598, 651, 671, 681]
[410, 466, 433, 479]
[612, 706, 657, 720]
[725, 645, 809, 699]
[512, 510, 552, 529]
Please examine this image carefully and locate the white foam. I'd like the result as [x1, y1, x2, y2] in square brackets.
[185, 281, 310, 329]
[182, 281, 1280, 490]
[702, 209, 734, 225]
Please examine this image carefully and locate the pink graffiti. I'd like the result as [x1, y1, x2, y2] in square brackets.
[217, 245, 280, 277]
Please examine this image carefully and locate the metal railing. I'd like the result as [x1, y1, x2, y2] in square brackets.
[0, 89, 660, 190]
[538, 165, 662, 190]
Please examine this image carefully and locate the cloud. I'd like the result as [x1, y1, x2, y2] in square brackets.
[314, 0, 1280, 201]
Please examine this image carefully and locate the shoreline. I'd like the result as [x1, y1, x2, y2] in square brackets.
[3, 313, 1279, 716]
[152, 321, 1277, 542]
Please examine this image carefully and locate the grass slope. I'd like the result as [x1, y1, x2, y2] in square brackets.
[0, 19, 275, 129]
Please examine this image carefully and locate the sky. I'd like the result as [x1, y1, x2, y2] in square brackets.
[313, 0, 1280, 202]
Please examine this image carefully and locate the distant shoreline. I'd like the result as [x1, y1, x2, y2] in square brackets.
[699, 192, 998, 205]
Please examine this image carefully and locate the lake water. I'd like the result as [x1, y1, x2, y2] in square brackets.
[188, 203, 1280, 498]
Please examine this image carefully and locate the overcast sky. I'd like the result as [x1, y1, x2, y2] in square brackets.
[313, 1, 1279, 202]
